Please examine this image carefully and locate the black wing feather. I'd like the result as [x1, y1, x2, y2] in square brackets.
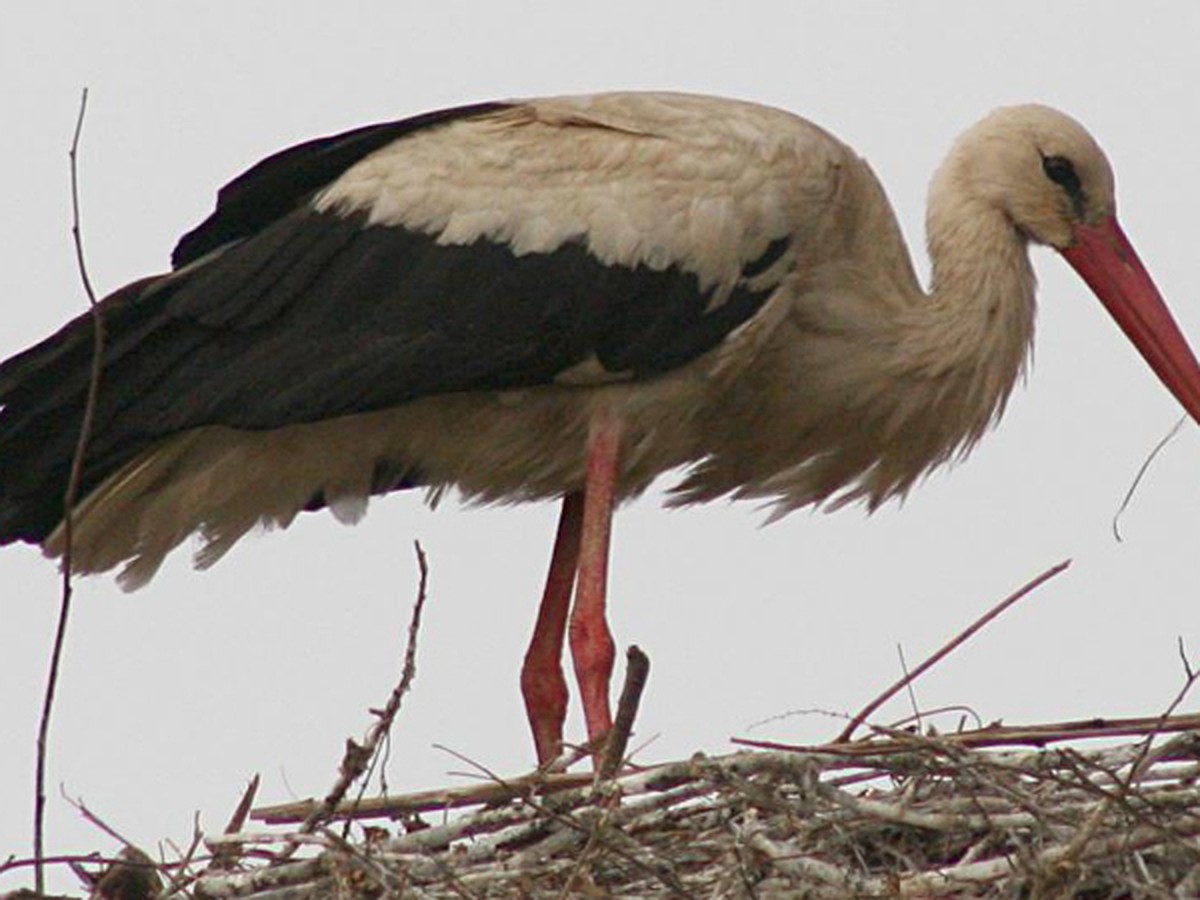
[0, 107, 789, 545]
[144, 209, 785, 429]
[171, 101, 512, 268]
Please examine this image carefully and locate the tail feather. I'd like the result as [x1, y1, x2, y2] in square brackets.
[0, 277, 169, 547]
[40, 416, 418, 590]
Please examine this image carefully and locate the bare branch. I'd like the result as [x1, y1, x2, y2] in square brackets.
[834, 559, 1071, 743]
[896, 642, 922, 733]
[207, 735, 1200, 897]
[1179, 636, 1195, 681]
[598, 644, 651, 779]
[207, 774, 261, 872]
[1123, 639, 1200, 789]
[157, 816, 203, 899]
[272, 541, 431, 856]
[61, 788, 136, 851]
[253, 768, 594, 825]
[36, 90, 106, 894]
[736, 710, 1200, 756]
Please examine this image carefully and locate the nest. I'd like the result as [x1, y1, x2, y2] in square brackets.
[74, 719, 1197, 900]
[14, 559, 1200, 899]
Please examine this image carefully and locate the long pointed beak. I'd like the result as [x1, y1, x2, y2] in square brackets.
[1061, 215, 1200, 424]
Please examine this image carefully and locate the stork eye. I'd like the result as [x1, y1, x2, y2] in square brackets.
[1042, 155, 1081, 194]
[1041, 154, 1086, 216]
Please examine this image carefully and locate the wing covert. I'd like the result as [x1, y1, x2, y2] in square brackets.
[1, 92, 810, 545]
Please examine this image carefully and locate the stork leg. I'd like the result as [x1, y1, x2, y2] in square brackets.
[520, 492, 584, 765]
[570, 415, 621, 751]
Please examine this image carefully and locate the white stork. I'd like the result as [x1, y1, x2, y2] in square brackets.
[3, 93, 1199, 765]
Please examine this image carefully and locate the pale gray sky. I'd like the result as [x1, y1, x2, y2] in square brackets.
[3, 3, 1199, 893]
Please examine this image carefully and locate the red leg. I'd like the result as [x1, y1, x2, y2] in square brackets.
[570, 414, 621, 750]
[520, 493, 584, 765]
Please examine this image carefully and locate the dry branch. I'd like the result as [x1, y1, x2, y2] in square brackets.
[196, 716, 1200, 899]
[33, 87, 107, 897]
[836, 559, 1071, 743]
[737, 711, 1200, 754]
[18, 716, 1200, 897]
[277, 542, 430, 858]
[599, 644, 651, 779]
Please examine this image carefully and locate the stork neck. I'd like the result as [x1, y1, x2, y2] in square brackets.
[851, 181, 1041, 489]
[923, 189, 1036, 378]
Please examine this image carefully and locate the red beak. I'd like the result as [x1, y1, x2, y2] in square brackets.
[1061, 215, 1200, 424]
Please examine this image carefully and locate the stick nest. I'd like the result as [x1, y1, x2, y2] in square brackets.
[175, 725, 1200, 899]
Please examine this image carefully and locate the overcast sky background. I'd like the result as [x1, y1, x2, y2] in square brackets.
[3, 3, 1199, 892]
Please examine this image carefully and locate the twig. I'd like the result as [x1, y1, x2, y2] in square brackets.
[834, 559, 1071, 743]
[424, 743, 693, 898]
[318, 826, 420, 898]
[205, 832, 338, 849]
[208, 775, 261, 871]
[35, 86, 106, 896]
[61, 788, 136, 851]
[158, 814, 204, 898]
[599, 645, 651, 779]
[1123, 638, 1200, 789]
[260, 710, 1200, 829]
[225, 775, 261, 836]
[432, 743, 515, 791]
[736, 710, 1200, 755]
[1179, 635, 1196, 681]
[275, 541, 431, 855]
[206, 735, 1200, 897]
[0, 853, 107, 878]
[886, 703, 984, 733]
[1113, 415, 1187, 542]
[896, 642, 922, 733]
[59, 793, 184, 897]
[253, 769, 594, 824]
[76, 847, 164, 900]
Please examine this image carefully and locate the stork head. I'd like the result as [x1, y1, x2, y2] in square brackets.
[938, 104, 1115, 247]
[936, 104, 1200, 426]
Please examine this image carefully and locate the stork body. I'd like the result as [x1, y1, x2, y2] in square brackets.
[3, 93, 1199, 764]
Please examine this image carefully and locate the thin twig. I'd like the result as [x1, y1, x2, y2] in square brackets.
[834, 560, 1070, 744]
[259, 708, 1200, 827]
[208, 775, 261, 872]
[210, 734, 1200, 896]
[886, 703, 984, 733]
[35, 87, 105, 895]
[158, 814, 204, 898]
[737, 710, 1200, 756]
[254, 768, 594, 824]
[1113, 415, 1187, 542]
[224, 775, 262, 836]
[896, 642, 922, 734]
[0, 853, 107, 878]
[1048, 648, 1200, 870]
[275, 541, 431, 855]
[434, 745, 693, 899]
[1179, 636, 1196, 681]
[1123, 638, 1199, 789]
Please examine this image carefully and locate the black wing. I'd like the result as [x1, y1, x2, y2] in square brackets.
[0, 103, 788, 544]
[171, 101, 511, 267]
